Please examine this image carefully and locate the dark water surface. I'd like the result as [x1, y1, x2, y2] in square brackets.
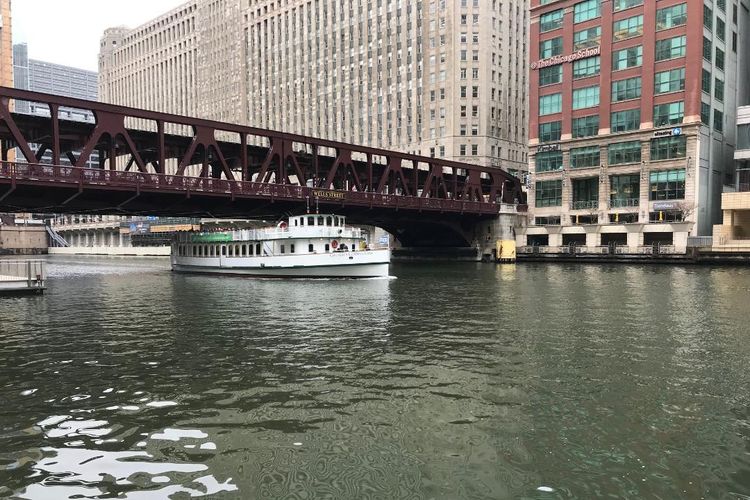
[1, 257, 750, 499]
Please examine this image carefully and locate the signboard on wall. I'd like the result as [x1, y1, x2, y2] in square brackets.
[530, 46, 601, 70]
[537, 143, 561, 153]
[653, 202, 679, 210]
[653, 127, 682, 138]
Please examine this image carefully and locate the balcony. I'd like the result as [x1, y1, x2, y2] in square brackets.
[570, 200, 599, 210]
[609, 198, 639, 209]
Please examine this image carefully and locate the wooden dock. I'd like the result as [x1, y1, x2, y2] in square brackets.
[0, 260, 46, 294]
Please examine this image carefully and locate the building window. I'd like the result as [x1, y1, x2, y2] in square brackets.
[655, 35, 687, 61]
[608, 141, 642, 165]
[611, 109, 641, 133]
[613, 0, 643, 11]
[650, 136, 687, 161]
[649, 169, 686, 200]
[471, 144, 478, 156]
[702, 69, 712, 93]
[656, 4, 687, 30]
[653, 101, 684, 127]
[539, 65, 562, 86]
[704, 5, 713, 30]
[539, 93, 562, 116]
[613, 46, 642, 70]
[540, 9, 564, 32]
[703, 37, 712, 62]
[610, 174, 640, 207]
[573, 26, 601, 50]
[612, 76, 642, 101]
[654, 68, 685, 94]
[570, 146, 601, 169]
[572, 115, 599, 138]
[460, 144, 467, 155]
[572, 85, 600, 110]
[716, 47, 725, 70]
[535, 151, 563, 172]
[714, 110, 724, 133]
[539, 37, 563, 58]
[571, 178, 599, 209]
[716, 17, 726, 41]
[613, 15, 644, 41]
[573, 56, 600, 79]
[535, 180, 563, 207]
[701, 102, 711, 125]
[539, 121, 562, 143]
[715, 78, 724, 102]
[574, 0, 600, 23]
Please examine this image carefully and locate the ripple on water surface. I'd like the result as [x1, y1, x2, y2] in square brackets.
[1, 257, 750, 498]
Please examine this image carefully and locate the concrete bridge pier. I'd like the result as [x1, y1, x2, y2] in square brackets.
[390, 206, 525, 262]
[473, 209, 524, 262]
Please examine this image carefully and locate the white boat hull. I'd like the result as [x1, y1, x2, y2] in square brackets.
[172, 249, 390, 278]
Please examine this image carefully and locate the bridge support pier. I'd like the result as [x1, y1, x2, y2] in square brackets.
[391, 210, 524, 262]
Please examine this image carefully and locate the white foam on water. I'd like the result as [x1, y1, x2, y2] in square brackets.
[146, 401, 178, 408]
[537, 486, 555, 492]
[150, 428, 208, 442]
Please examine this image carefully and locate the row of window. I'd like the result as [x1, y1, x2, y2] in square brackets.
[535, 168, 686, 208]
[176, 241, 340, 257]
[539, 101, 683, 141]
[535, 136, 687, 173]
[540, 1, 687, 33]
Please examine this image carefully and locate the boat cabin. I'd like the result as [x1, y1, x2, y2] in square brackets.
[174, 214, 369, 259]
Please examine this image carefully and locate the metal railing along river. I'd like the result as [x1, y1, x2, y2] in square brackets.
[0, 260, 47, 294]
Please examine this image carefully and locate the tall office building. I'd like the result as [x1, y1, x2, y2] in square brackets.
[12, 43, 98, 166]
[522, 0, 750, 251]
[98, 0, 529, 175]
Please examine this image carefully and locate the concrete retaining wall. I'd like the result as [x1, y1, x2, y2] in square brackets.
[0, 226, 48, 255]
[48, 246, 171, 257]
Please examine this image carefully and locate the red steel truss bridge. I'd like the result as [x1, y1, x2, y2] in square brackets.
[0, 87, 525, 247]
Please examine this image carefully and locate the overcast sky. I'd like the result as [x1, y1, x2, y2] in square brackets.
[13, 0, 187, 72]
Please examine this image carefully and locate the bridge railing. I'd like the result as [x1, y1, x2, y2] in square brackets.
[0, 162, 511, 215]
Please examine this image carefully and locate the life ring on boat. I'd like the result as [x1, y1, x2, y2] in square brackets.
[331, 240, 339, 249]
[278, 221, 288, 230]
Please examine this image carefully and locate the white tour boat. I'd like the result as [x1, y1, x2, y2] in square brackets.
[171, 214, 390, 278]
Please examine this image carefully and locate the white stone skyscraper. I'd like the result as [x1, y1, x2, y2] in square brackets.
[99, 0, 529, 175]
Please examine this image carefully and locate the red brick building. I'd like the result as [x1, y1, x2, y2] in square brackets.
[521, 0, 748, 252]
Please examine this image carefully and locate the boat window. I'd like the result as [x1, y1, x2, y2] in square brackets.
[291, 244, 296, 254]
[294, 219, 298, 227]
[300, 218, 304, 226]
[229, 245, 234, 257]
[308, 216, 315, 226]
[192, 246, 196, 256]
[256, 243, 261, 255]
[334, 217, 339, 226]
[242, 244, 247, 256]
[208, 246, 213, 257]
[309, 244, 314, 253]
[318, 216, 324, 225]
[325, 244, 330, 252]
[280, 244, 285, 254]
[326, 216, 332, 226]
[222, 246, 226, 256]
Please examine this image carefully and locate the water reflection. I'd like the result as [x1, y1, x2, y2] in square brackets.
[0, 257, 749, 498]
